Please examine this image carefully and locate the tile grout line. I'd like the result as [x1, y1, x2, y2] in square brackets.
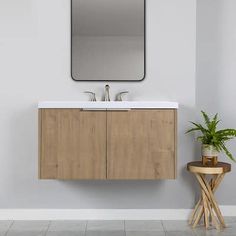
[2, 220, 236, 236]
[193, 226, 199, 236]
[161, 220, 167, 235]
[85, 220, 88, 236]
[44, 220, 51, 236]
[4, 220, 14, 236]
[124, 220, 126, 236]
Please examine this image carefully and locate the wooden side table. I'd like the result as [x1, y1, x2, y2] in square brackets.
[187, 161, 231, 230]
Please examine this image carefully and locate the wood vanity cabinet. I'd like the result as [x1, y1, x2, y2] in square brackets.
[39, 109, 177, 180]
[39, 109, 107, 179]
[107, 110, 176, 179]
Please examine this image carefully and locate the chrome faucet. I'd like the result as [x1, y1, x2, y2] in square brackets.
[104, 84, 110, 101]
[116, 91, 129, 101]
[84, 91, 97, 101]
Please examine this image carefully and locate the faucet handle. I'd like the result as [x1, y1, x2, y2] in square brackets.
[84, 91, 97, 101]
[116, 91, 129, 101]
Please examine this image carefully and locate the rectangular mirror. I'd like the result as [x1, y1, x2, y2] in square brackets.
[71, 0, 145, 81]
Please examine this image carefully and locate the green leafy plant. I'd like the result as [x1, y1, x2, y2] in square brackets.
[186, 111, 236, 162]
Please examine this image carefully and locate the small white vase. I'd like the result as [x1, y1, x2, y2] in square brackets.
[202, 144, 219, 157]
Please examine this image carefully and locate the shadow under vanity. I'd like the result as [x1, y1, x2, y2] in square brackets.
[38, 101, 178, 180]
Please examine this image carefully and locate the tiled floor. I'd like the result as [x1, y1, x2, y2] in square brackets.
[0, 218, 236, 236]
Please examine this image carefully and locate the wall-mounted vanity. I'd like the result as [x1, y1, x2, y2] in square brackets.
[38, 101, 178, 180]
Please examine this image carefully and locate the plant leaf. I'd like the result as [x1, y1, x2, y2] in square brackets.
[216, 129, 236, 137]
[185, 112, 236, 161]
[221, 142, 236, 162]
[201, 111, 211, 128]
[185, 127, 201, 134]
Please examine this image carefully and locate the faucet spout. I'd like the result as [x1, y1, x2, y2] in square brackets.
[104, 84, 110, 101]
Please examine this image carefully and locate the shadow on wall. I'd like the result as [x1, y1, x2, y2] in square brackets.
[196, 0, 236, 204]
[179, 104, 200, 205]
[59, 180, 167, 208]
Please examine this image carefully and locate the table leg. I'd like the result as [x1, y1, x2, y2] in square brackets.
[200, 174, 226, 228]
[190, 173, 226, 229]
[193, 205, 204, 228]
[189, 198, 201, 225]
[202, 188, 209, 229]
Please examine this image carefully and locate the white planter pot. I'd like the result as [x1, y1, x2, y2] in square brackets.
[202, 144, 219, 157]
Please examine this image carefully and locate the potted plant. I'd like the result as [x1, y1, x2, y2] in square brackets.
[186, 111, 236, 166]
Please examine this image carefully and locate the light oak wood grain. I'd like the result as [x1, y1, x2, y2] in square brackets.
[188, 162, 230, 229]
[39, 109, 107, 179]
[187, 161, 231, 174]
[107, 109, 176, 179]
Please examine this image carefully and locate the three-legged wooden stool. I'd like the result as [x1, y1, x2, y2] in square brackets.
[187, 161, 231, 230]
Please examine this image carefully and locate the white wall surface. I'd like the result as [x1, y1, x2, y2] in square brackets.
[0, 0, 197, 209]
[196, 0, 236, 204]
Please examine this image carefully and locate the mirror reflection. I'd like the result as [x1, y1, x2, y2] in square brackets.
[71, 0, 145, 81]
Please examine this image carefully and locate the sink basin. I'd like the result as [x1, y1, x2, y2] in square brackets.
[38, 101, 178, 109]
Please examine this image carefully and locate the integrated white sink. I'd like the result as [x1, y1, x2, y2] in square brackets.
[38, 101, 178, 109]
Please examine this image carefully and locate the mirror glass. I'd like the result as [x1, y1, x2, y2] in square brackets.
[71, 0, 145, 81]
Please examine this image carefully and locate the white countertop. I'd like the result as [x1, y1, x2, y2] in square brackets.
[38, 101, 178, 109]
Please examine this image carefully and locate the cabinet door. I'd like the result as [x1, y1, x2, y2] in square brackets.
[107, 109, 177, 179]
[39, 109, 107, 179]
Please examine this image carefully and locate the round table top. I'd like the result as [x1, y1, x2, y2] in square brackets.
[187, 161, 231, 174]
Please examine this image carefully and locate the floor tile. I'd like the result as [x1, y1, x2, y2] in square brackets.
[125, 221, 164, 232]
[48, 221, 87, 232]
[194, 229, 221, 236]
[46, 231, 85, 236]
[224, 217, 236, 224]
[223, 224, 236, 235]
[165, 231, 196, 236]
[221, 223, 236, 235]
[7, 231, 46, 236]
[194, 225, 225, 236]
[0, 220, 13, 235]
[86, 231, 125, 236]
[194, 222, 236, 236]
[0, 221, 13, 231]
[126, 231, 165, 236]
[162, 220, 192, 232]
[10, 221, 50, 231]
[4, 220, 236, 236]
[87, 221, 124, 231]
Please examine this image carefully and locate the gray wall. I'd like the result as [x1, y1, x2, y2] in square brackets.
[1, 0, 233, 209]
[196, 0, 236, 204]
